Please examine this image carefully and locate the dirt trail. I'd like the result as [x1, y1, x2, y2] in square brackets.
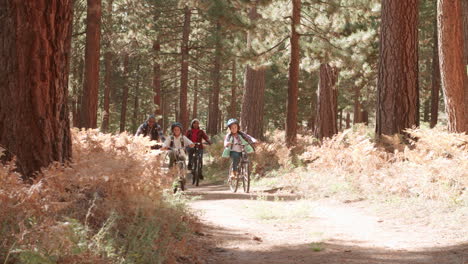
[186, 184, 468, 264]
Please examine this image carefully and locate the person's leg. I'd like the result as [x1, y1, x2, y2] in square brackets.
[187, 147, 194, 170]
[168, 150, 177, 168]
[230, 151, 241, 177]
[199, 149, 204, 179]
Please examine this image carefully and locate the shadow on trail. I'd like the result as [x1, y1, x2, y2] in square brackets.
[203, 232, 468, 264]
[185, 183, 304, 202]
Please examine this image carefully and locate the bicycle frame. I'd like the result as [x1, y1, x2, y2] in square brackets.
[228, 143, 251, 193]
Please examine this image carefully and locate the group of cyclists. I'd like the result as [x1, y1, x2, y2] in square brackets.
[135, 115, 257, 189]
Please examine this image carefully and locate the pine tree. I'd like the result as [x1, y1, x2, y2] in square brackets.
[0, 1, 73, 178]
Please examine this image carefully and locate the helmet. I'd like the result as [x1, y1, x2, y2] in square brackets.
[190, 119, 200, 128]
[226, 118, 239, 128]
[171, 122, 183, 131]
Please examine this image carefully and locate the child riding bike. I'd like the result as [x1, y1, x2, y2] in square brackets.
[161, 122, 194, 168]
[186, 119, 212, 180]
[222, 118, 257, 179]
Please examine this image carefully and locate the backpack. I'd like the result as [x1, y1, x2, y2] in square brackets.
[169, 135, 185, 148]
[227, 131, 255, 151]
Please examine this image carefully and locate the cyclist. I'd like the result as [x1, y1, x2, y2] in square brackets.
[222, 118, 257, 179]
[162, 122, 194, 168]
[135, 114, 165, 149]
[186, 119, 212, 180]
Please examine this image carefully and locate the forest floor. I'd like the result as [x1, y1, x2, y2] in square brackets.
[185, 183, 468, 264]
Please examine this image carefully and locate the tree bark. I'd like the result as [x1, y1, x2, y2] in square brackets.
[229, 59, 238, 119]
[430, 23, 441, 128]
[240, 5, 266, 139]
[80, 0, 102, 129]
[346, 112, 351, 129]
[192, 78, 198, 119]
[437, 0, 467, 132]
[0, 0, 73, 178]
[179, 6, 191, 129]
[286, 0, 301, 146]
[461, 0, 468, 64]
[207, 21, 222, 135]
[119, 54, 130, 133]
[101, 51, 112, 132]
[153, 38, 162, 125]
[101, 0, 113, 132]
[353, 86, 362, 124]
[461, 0, 468, 129]
[132, 64, 140, 133]
[314, 64, 339, 140]
[376, 0, 419, 136]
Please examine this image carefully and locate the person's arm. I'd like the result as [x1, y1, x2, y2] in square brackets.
[224, 134, 231, 147]
[184, 136, 195, 148]
[161, 137, 171, 150]
[135, 124, 144, 136]
[202, 131, 212, 145]
[157, 125, 166, 142]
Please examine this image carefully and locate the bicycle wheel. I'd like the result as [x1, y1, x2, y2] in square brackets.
[242, 162, 250, 193]
[228, 164, 239, 192]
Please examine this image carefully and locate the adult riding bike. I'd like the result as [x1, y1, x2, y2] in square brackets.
[168, 147, 188, 193]
[228, 143, 250, 193]
[190, 142, 208, 187]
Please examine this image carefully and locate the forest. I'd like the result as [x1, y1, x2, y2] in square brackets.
[0, 0, 467, 263]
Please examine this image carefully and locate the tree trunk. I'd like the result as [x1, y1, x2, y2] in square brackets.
[438, 0, 467, 132]
[461, 0, 468, 129]
[72, 57, 84, 128]
[240, 5, 266, 139]
[153, 39, 162, 125]
[179, 6, 191, 129]
[376, 0, 419, 136]
[229, 59, 238, 118]
[423, 99, 430, 122]
[0, 0, 73, 178]
[314, 64, 339, 140]
[339, 109, 343, 130]
[101, 0, 113, 132]
[430, 23, 441, 128]
[132, 64, 140, 133]
[307, 83, 317, 131]
[119, 54, 129, 133]
[80, 0, 102, 129]
[286, 0, 301, 146]
[207, 21, 222, 135]
[353, 86, 362, 124]
[193, 78, 198, 119]
[346, 112, 351, 129]
[461, 0, 468, 64]
[101, 51, 112, 132]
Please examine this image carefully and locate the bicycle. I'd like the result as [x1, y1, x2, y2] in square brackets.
[227, 143, 250, 193]
[189, 142, 208, 187]
[167, 147, 188, 193]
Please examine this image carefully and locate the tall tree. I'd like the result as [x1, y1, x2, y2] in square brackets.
[240, 5, 266, 139]
[207, 21, 222, 135]
[179, 6, 191, 129]
[437, 0, 467, 132]
[132, 64, 140, 132]
[101, 0, 114, 132]
[430, 24, 441, 128]
[0, 0, 73, 178]
[80, 0, 102, 129]
[120, 53, 130, 133]
[153, 38, 162, 123]
[314, 64, 339, 140]
[376, 0, 419, 136]
[192, 78, 199, 119]
[229, 59, 238, 119]
[286, 0, 301, 146]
